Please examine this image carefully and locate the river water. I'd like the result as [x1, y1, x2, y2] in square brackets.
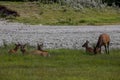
[0, 20, 120, 49]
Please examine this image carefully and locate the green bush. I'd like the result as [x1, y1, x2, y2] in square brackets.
[1, 0, 119, 7]
[102, 0, 120, 6]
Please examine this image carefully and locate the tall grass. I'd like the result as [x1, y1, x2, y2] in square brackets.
[0, 44, 120, 80]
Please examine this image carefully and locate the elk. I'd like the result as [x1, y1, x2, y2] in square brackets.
[82, 40, 94, 53]
[37, 43, 43, 51]
[31, 50, 49, 57]
[8, 43, 21, 54]
[31, 43, 49, 57]
[20, 44, 27, 54]
[94, 33, 110, 54]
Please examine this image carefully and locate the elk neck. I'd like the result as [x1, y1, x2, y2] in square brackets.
[13, 46, 19, 51]
[37, 46, 43, 51]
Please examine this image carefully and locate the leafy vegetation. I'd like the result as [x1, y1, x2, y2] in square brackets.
[102, 0, 120, 6]
[0, 44, 120, 80]
[1, 0, 120, 7]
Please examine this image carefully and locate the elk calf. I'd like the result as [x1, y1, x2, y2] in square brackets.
[20, 44, 27, 54]
[82, 40, 94, 53]
[31, 50, 49, 57]
[8, 43, 20, 54]
[31, 43, 49, 57]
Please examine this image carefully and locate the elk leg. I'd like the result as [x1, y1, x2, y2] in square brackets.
[99, 47, 101, 54]
[107, 42, 110, 54]
[104, 45, 107, 54]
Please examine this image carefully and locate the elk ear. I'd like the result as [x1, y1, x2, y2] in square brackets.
[37, 43, 43, 47]
[82, 42, 85, 47]
[86, 40, 89, 43]
[40, 43, 43, 47]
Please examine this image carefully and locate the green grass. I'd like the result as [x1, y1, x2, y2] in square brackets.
[0, 44, 120, 80]
[0, 1, 120, 25]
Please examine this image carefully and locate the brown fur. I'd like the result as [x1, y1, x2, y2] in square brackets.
[8, 43, 20, 54]
[37, 43, 43, 51]
[82, 40, 94, 53]
[94, 33, 110, 54]
[20, 44, 27, 54]
[20, 43, 49, 57]
[31, 50, 49, 57]
[31, 43, 49, 57]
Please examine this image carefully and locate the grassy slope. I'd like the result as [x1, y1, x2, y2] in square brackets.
[0, 1, 120, 25]
[0, 45, 120, 80]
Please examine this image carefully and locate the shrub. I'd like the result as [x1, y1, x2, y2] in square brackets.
[0, 5, 19, 18]
[102, 0, 120, 7]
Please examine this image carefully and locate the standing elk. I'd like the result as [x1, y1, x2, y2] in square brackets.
[82, 40, 94, 53]
[94, 33, 110, 54]
[8, 43, 21, 54]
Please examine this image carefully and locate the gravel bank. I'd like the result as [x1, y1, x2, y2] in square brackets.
[0, 20, 120, 49]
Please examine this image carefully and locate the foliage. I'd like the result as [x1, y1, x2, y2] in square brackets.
[1, 0, 120, 7]
[102, 0, 120, 6]
[0, 5, 19, 18]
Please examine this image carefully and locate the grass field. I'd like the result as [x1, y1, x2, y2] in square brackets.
[0, 1, 120, 25]
[0, 44, 120, 80]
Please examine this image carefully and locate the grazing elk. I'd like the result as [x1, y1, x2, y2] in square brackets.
[94, 33, 110, 54]
[82, 40, 94, 53]
[8, 43, 21, 54]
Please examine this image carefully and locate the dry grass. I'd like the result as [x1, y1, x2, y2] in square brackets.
[0, 1, 120, 25]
